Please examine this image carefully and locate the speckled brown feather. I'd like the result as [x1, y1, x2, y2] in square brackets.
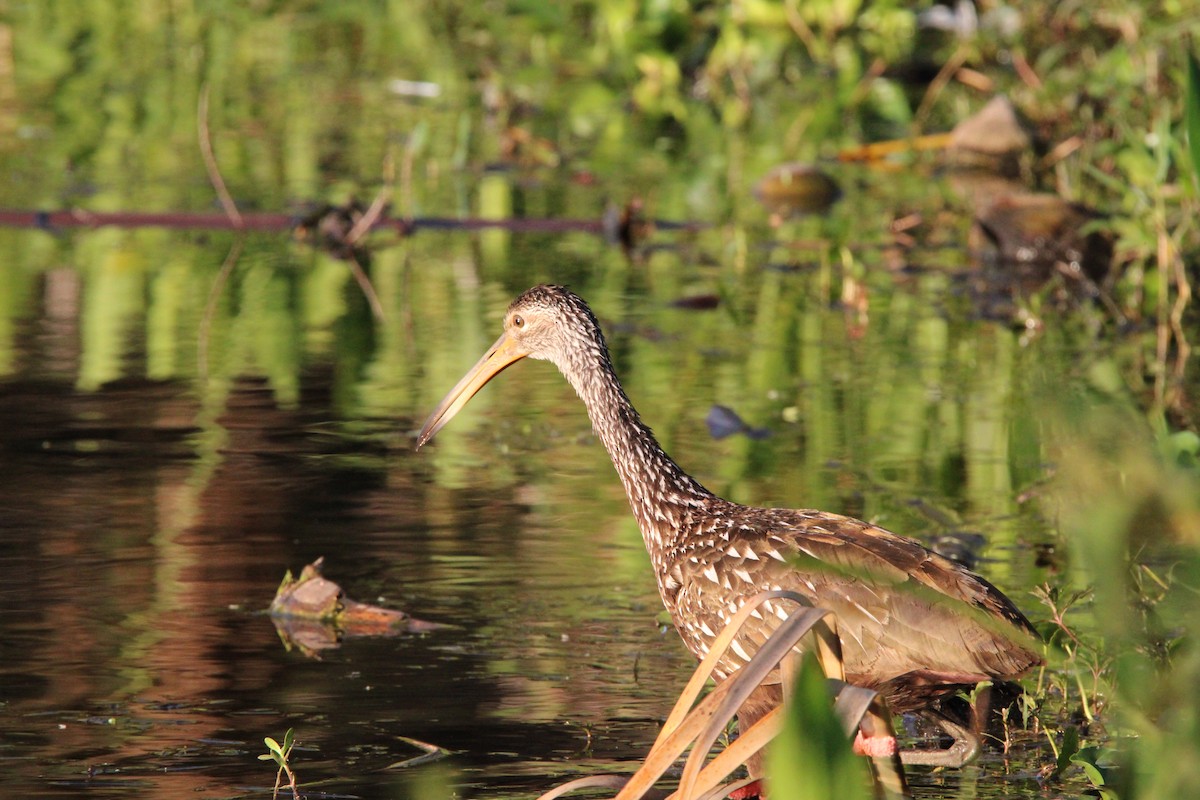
[659, 502, 1039, 710]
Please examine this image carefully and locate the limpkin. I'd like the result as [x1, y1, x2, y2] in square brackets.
[416, 284, 1041, 773]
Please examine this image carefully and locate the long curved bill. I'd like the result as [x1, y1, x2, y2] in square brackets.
[415, 331, 530, 449]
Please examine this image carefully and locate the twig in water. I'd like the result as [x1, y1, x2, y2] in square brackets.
[197, 238, 243, 379]
[341, 151, 395, 322]
[347, 251, 386, 322]
[345, 150, 395, 247]
[196, 82, 247, 378]
[384, 735, 453, 769]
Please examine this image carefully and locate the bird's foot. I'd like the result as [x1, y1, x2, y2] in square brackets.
[898, 717, 980, 767]
[852, 727, 898, 757]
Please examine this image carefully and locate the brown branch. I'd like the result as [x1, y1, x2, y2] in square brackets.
[347, 252, 386, 322]
[197, 84, 243, 228]
[1169, 238, 1193, 389]
[345, 151, 396, 246]
[782, 0, 820, 60]
[0, 209, 609, 234]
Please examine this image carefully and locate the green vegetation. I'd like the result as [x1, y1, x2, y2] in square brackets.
[768, 652, 873, 800]
[1039, 398, 1200, 798]
[258, 728, 302, 800]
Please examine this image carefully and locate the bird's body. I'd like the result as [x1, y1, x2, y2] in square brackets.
[645, 501, 1038, 707]
[418, 284, 1041, 767]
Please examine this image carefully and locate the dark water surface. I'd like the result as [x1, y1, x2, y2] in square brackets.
[0, 279, 692, 798]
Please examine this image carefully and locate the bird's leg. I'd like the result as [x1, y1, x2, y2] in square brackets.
[727, 684, 782, 800]
[898, 714, 980, 767]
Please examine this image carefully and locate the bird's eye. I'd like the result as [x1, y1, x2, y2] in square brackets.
[513, 315, 525, 328]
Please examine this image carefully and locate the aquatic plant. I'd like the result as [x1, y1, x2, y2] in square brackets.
[1034, 392, 1200, 798]
[258, 728, 302, 800]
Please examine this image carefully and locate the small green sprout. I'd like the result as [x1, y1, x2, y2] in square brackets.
[258, 728, 302, 800]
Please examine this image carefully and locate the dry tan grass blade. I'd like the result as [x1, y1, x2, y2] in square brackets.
[670, 706, 783, 800]
[859, 699, 909, 799]
[624, 592, 829, 800]
[676, 605, 840, 800]
[535, 590, 911, 800]
[654, 590, 828, 745]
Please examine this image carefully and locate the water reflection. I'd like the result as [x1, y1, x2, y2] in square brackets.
[0, 301, 694, 797]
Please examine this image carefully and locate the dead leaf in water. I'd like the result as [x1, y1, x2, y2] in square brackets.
[671, 293, 721, 311]
[970, 193, 1112, 283]
[753, 163, 841, 218]
[949, 96, 1034, 171]
[706, 405, 771, 441]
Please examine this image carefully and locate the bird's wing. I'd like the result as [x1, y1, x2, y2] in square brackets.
[668, 506, 1040, 691]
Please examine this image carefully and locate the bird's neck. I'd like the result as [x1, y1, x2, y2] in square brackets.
[558, 348, 715, 556]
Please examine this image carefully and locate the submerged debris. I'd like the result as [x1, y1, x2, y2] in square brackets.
[706, 405, 771, 441]
[970, 192, 1113, 284]
[671, 293, 721, 311]
[753, 163, 841, 219]
[602, 197, 654, 251]
[269, 557, 441, 658]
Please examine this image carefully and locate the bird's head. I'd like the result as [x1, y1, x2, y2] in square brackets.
[415, 284, 602, 448]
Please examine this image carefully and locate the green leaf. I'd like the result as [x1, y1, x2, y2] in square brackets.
[1186, 50, 1200, 182]
[283, 728, 295, 753]
[264, 737, 283, 757]
[767, 652, 871, 800]
[867, 78, 912, 129]
[1073, 757, 1106, 788]
[1054, 726, 1081, 778]
[1071, 745, 1109, 788]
